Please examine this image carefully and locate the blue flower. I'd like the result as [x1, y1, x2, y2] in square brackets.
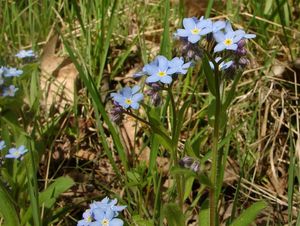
[175, 17, 212, 43]
[144, 56, 174, 84]
[213, 21, 255, 53]
[211, 20, 226, 33]
[111, 86, 143, 109]
[167, 57, 192, 74]
[2, 85, 18, 97]
[224, 22, 256, 40]
[90, 208, 124, 226]
[90, 197, 127, 216]
[77, 209, 93, 226]
[5, 145, 28, 159]
[15, 49, 36, 59]
[0, 140, 6, 150]
[4, 67, 23, 77]
[135, 55, 192, 84]
[209, 57, 233, 71]
[78, 198, 126, 226]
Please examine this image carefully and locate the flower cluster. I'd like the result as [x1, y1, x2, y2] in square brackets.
[175, 17, 255, 71]
[78, 197, 126, 226]
[0, 140, 28, 160]
[179, 156, 200, 173]
[0, 49, 36, 98]
[109, 16, 255, 124]
[135, 55, 191, 85]
[15, 49, 36, 59]
[0, 66, 22, 97]
[109, 86, 143, 124]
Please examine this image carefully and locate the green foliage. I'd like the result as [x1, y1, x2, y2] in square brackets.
[163, 203, 185, 226]
[0, 0, 299, 225]
[230, 201, 267, 226]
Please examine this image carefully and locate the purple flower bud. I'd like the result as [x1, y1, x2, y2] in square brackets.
[145, 84, 162, 107]
[238, 57, 250, 67]
[151, 92, 161, 106]
[179, 156, 194, 168]
[237, 39, 246, 48]
[190, 161, 200, 173]
[110, 104, 124, 125]
[236, 47, 247, 56]
[149, 82, 161, 91]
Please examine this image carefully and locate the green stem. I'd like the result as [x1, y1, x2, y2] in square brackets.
[210, 66, 222, 226]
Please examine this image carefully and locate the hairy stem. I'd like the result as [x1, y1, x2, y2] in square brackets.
[210, 64, 222, 226]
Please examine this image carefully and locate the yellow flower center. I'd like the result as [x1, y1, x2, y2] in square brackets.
[157, 71, 166, 77]
[86, 216, 92, 222]
[125, 98, 132, 105]
[101, 218, 109, 226]
[223, 38, 233, 46]
[13, 151, 20, 157]
[191, 28, 200, 35]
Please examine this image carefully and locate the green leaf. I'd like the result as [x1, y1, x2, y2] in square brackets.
[202, 56, 216, 96]
[39, 176, 74, 208]
[173, 100, 190, 146]
[147, 107, 173, 152]
[163, 203, 185, 226]
[198, 200, 209, 226]
[159, 0, 171, 58]
[171, 167, 211, 187]
[132, 215, 154, 226]
[230, 201, 267, 226]
[0, 182, 20, 226]
[183, 176, 194, 200]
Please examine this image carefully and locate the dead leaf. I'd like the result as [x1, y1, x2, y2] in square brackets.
[40, 34, 78, 112]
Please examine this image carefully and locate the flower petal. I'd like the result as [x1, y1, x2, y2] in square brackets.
[120, 87, 132, 97]
[183, 18, 196, 30]
[213, 31, 225, 43]
[146, 75, 159, 83]
[160, 75, 172, 84]
[175, 29, 189, 37]
[157, 56, 169, 70]
[132, 93, 144, 102]
[226, 44, 238, 50]
[130, 102, 140, 109]
[213, 43, 226, 52]
[187, 34, 200, 43]
[131, 85, 140, 94]
[212, 20, 226, 32]
[110, 218, 124, 226]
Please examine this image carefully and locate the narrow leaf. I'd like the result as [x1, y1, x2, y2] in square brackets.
[230, 201, 267, 226]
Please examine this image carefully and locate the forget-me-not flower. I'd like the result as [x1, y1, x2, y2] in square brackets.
[213, 21, 255, 53]
[211, 20, 226, 33]
[111, 86, 144, 110]
[15, 49, 36, 59]
[167, 57, 192, 74]
[135, 55, 192, 84]
[5, 145, 28, 159]
[2, 85, 19, 97]
[4, 67, 23, 77]
[77, 209, 93, 226]
[0, 140, 6, 150]
[224, 22, 256, 40]
[175, 17, 212, 43]
[90, 208, 124, 226]
[90, 197, 127, 216]
[209, 57, 233, 71]
[78, 197, 126, 226]
[144, 56, 174, 84]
